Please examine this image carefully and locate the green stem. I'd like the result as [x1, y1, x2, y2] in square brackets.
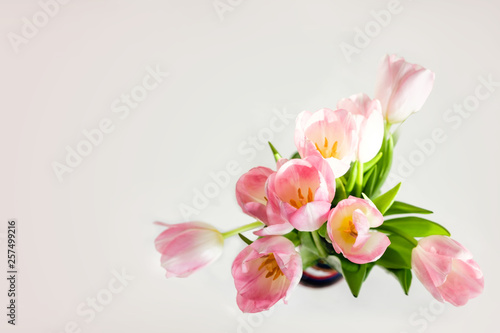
[354, 161, 364, 197]
[363, 151, 383, 172]
[221, 221, 264, 239]
[373, 130, 394, 196]
[311, 230, 327, 258]
[376, 225, 418, 247]
[345, 161, 358, 194]
[384, 122, 392, 137]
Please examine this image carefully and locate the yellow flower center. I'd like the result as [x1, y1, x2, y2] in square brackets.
[315, 137, 339, 159]
[258, 253, 284, 280]
[343, 220, 358, 238]
[289, 187, 314, 209]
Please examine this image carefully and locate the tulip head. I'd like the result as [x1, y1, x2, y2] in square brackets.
[327, 197, 390, 264]
[154, 221, 224, 278]
[266, 156, 335, 231]
[374, 54, 435, 124]
[231, 236, 302, 313]
[236, 166, 274, 224]
[295, 108, 357, 177]
[337, 93, 384, 163]
[412, 235, 484, 306]
[235, 165, 294, 237]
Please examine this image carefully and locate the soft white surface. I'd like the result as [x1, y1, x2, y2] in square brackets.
[1, 0, 498, 332]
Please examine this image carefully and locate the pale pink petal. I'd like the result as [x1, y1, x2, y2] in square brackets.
[236, 167, 274, 223]
[411, 247, 444, 302]
[274, 160, 321, 203]
[254, 222, 294, 236]
[294, 111, 313, 157]
[346, 232, 391, 264]
[338, 94, 384, 162]
[351, 209, 371, 249]
[437, 259, 484, 306]
[289, 201, 332, 231]
[387, 68, 435, 123]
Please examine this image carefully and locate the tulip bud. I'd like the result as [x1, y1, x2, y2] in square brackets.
[154, 221, 224, 278]
[412, 235, 484, 306]
[374, 54, 435, 124]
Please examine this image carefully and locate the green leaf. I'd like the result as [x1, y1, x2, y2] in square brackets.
[332, 178, 347, 206]
[353, 160, 364, 197]
[375, 235, 413, 269]
[341, 260, 367, 297]
[372, 133, 394, 195]
[380, 134, 394, 179]
[282, 230, 301, 247]
[363, 262, 376, 282]
[317, 222, 327, 238]
[363, 165, 378, 197]
[382, 216, 450, 237]
[386, 268, 412, 295]
[385, 201, 433, 216]
[238, 233, 253, 245]
[268, 142, 282, 162]
[290, 151, 301, 159]
[362, 164, 376, 188]
[345, 161, 358, 194]
[363, 152, 383, 171]
[299, 232, 320, 269]
[372, 182, 401, 215]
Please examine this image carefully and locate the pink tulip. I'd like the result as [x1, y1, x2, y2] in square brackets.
[412, 236, 484, 306]
[374, 54, 435, 124]
[266, 156, 336, 231]
[236, 166, 274, 224]
[235, 164, 294, 236]
[232, 236, 302, 313]
[295, 108, 357, 177]
[337, 93, 384, 163]
[154, 221, 224, 278]
[327, 197, 390, 264]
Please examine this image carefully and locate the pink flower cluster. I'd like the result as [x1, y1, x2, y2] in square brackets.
[154, 55, 483, 313]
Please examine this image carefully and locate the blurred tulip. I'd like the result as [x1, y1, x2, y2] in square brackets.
[154, 221, 223, 278]
[412, 235, 484, 306]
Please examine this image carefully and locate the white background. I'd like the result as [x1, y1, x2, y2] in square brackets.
[1, 0, 498, 332]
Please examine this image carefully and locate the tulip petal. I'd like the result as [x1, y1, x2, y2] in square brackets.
[437, 259, 484, 306]
[236, 167, 274, 223]
[289, 201, 332, 231]
[346, 232, 391, 264]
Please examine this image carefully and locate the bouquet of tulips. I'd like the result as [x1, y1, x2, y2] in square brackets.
[155, 55, 484, 313]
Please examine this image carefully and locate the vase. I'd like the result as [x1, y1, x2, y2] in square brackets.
[300, 261, 343, 288]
